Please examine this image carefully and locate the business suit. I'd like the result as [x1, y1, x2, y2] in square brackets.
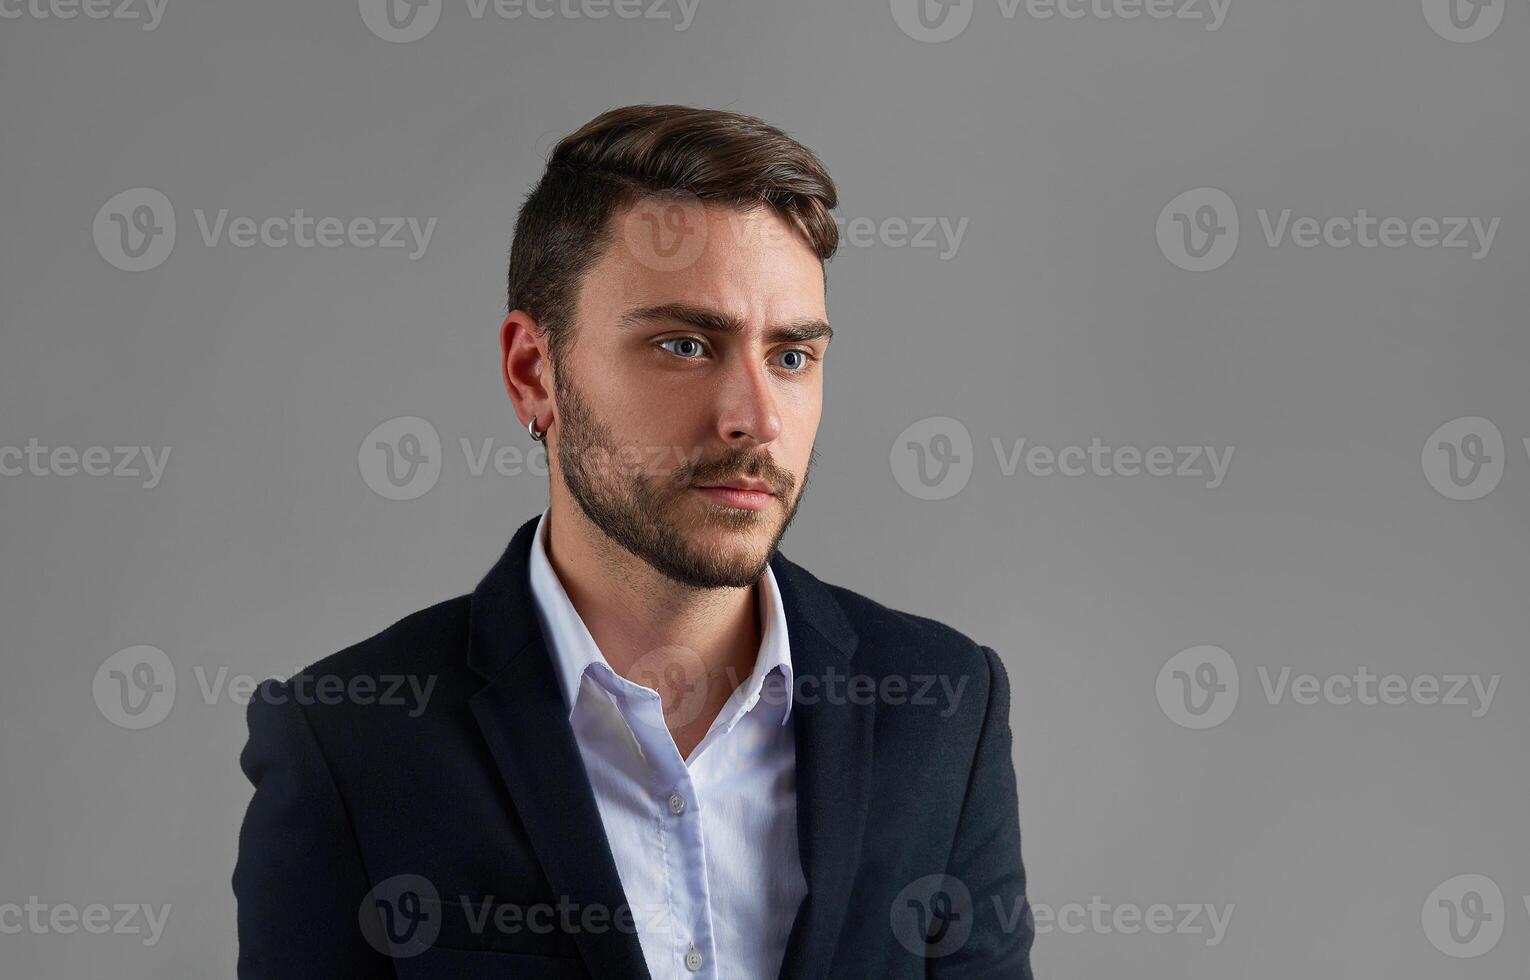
[233, 514, 1035, 978]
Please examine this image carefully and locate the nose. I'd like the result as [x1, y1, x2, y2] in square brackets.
[715, 353, 782, 447]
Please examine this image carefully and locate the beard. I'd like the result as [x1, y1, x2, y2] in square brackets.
[551, 362, 811, 589]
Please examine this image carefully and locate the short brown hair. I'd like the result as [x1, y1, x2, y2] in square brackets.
[507, 104, 839, 364]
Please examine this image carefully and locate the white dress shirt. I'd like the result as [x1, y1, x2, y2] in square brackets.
[526, 508, 807, 979]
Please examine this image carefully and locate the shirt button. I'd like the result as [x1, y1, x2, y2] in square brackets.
[684, 944, 704, 971]
[668, 792, 687, 816]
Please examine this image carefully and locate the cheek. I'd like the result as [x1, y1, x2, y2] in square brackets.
[600, 378, 708, 461]
[597, 364, 675, 431]
[782, 397, 822, 461]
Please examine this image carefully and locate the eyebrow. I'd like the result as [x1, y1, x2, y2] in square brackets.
[618, 303, 833, 345]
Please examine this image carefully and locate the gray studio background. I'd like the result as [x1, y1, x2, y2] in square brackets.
[2, 0, 1526, 975]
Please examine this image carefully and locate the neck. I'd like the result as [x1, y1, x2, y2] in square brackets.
[542, 499, 762, 688]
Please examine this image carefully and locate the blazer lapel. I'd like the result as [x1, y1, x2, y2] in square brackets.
[771, 552, 873, 980]
[465, 516, 651, 980]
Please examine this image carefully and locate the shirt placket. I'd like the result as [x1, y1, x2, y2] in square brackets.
[620, 683, 719, 979]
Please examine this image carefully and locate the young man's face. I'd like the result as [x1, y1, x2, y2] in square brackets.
[549, 200, 830, 589]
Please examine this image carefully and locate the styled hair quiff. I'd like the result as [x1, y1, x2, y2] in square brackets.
[506, 104, 839, 364]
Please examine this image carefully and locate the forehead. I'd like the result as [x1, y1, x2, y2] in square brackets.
[575, 201, 827, 335]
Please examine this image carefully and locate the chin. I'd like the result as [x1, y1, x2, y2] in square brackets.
[687, 504, 775, 535]
[685, 516, 775, 553]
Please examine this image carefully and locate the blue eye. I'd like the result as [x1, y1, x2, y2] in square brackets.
[661, 337, 706, 359]
[779, 350, 809, 372]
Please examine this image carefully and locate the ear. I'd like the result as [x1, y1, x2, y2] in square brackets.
[500, 310, 553, 434]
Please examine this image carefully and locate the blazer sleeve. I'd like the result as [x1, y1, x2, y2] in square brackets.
[232, 677, 397, 979]
[931, 645, 1035, 979]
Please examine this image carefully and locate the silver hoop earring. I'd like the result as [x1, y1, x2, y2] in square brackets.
[528, 415, 546, 442]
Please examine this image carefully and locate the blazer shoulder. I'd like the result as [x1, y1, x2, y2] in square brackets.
[288, 593, 474, 686]
[788, 558, 993, 675]
[790, 563, 1008, 732]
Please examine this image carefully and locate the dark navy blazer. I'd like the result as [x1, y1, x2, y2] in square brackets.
[233, 515, 1034, 978]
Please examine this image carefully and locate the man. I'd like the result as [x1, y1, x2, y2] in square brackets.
[234, 104, 1034, 979]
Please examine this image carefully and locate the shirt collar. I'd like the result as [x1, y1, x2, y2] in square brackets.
[526, 508, 794, 725]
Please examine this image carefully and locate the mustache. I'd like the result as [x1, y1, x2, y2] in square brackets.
[679, 452, 792, 495]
